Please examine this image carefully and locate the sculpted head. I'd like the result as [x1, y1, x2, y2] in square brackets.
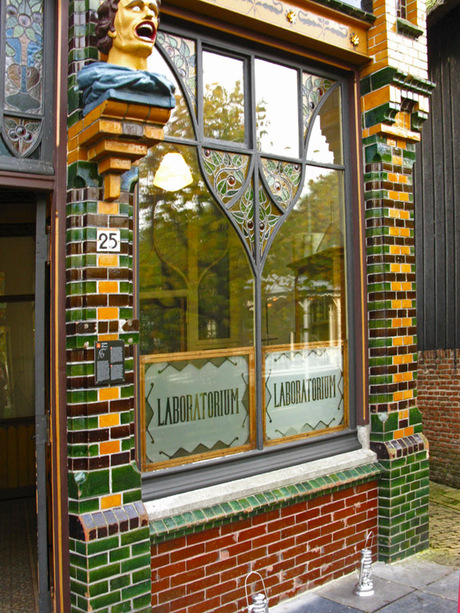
[96, 0, 161, 70]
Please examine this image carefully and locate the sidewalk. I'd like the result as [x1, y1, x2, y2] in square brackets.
[272, 481, 460, 612]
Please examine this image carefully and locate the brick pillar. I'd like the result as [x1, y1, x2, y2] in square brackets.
[65, 4, 172, 610]
[360, 0, 434, 561]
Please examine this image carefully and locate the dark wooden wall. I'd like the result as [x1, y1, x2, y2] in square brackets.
[415, 4, 460, 350]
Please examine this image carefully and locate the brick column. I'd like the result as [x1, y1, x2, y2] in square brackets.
[65, 4, 172, 610]
[360, 0, 434, 561]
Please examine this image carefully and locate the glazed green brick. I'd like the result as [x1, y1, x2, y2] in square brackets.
[132, 567, 151, 583]
[89, 580, 110, 598]
[120, 527, 149, 547]
[110, 545, 132, 563]
[132, 542, 149, 557]
[68, 280, 98, 295]
[368, 318, 393, 329]
[112, 601, 134, 613]
[132, 594, 151, 610]
[70, 578, 89, 598]
[87, 536, 119, 556]
[121, 410, 134, 425]
[67, 416, 98, 431]
[368, 337, 393, 348]
[121, 553, 151, 573]
[119, 282, 133, 293]
[67, 362, 95, 377]
[70, 551, 89, 571]
[119, 308, 133, 320]
[121, 438, 135, 453]
[122, 579, 151, 601]
[67, 390, 97, 404]
[110, 574, 131, 591]
[71, 469, 110, 499]
[89, 590, 121, 611]
[369, 393, 394, 404]
[87, 552, 109, 569]
[120, 385, 134, 399]
[77, 498, 100, 514]
[112, 464, 139, 492]
[89, 561, 121, 583]
[123, 488, 141, 504]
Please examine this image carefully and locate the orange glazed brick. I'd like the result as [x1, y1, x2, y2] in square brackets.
[100, 494, 122, 509]
[99, 281, 118, 294]
[99, 386, 120, 401]
[99, 413, 120, 428]
[98, 334, 119, 342]
[98, 307, 118, 320]
[98, 254, 118, 267]
[100, 440, 121, 455]
[98, 201, 119, 215]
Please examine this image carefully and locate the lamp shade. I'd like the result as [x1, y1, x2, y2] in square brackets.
[153, 152, 193, 192]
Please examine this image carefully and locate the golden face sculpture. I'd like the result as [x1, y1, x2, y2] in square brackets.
[108, 0, 160, 70]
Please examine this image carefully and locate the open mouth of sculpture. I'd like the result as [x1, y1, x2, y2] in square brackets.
[136, 21, 157, 42]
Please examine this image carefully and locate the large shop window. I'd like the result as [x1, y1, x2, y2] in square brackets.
[137, 25, 362, 497]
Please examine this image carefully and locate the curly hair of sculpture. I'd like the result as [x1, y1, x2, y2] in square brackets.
[96, 0, 161, 70]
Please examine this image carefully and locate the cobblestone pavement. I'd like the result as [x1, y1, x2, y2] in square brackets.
[419, 481, 460, 568]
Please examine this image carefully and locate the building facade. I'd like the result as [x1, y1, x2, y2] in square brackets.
[0, 0, 433, 611]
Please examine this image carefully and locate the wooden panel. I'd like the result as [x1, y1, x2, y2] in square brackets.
[415, 5, 460, 350]
[0, 418, 35, 491]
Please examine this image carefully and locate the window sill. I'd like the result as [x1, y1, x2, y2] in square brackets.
[146, 435, 380, 539]
[396, 18, 424, 38]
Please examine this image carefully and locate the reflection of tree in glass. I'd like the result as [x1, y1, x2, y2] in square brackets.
[262, 171, 344, 345]
[203, 81, 246, 142]
[139, 143, 253, 353]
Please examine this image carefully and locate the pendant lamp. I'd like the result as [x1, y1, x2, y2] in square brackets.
[153, 152, 193, 192]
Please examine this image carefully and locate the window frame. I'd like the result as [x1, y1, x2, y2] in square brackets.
[136, 17, 366, 500]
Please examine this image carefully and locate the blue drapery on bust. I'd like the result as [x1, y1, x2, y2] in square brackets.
[77, 62, 176, 115]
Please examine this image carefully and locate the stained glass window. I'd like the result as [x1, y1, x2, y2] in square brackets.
[138, 27, 354, 473]
[0, 0, 54, 170]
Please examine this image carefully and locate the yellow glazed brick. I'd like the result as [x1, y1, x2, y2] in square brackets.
[403, 335, 414, 345]
[100, 494, 122, 510]
[401, 282, 412, 291]
[100, 440, 121, 455]
[393, 337, 403, 346]
[394, 427, 404, 438]
[68, 119, 84, 140]
[403, 426, 414, 436]
[401, 264, 411, 273]
[98, 334, 119, 342]
[400, 228, 411, 237]
[391, 264, 401, 273]
[98, 201, 119, 215]
[99, 413, 120, 428]
[98, 254, 118, 267]
[400, 409, 409, 419]
[392, 318, 402, 327]
[98, 307, 119, 320]
[99, 386, 120, 401]
[99, 281, 119, 294]
[389, 190, 409, 202]
[391, 282, 402, 291]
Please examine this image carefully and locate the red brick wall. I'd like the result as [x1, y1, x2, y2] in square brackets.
[418, 349, 460, 487]
[150, 481, 378, 612]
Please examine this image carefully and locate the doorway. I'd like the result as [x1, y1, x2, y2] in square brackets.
[0, 192, 51, 612]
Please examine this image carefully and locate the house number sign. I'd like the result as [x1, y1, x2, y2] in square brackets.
[97, 228, 121, 252]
